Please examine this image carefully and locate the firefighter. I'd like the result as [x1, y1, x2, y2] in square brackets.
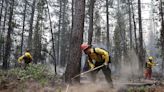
[144, 56, 157, 80]
[81, 43, 113, 88]
[18, 49, 32, 68]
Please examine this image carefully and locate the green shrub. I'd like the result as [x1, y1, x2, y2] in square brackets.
[5, 64, 54, 84]
[139, 86, 146, 92]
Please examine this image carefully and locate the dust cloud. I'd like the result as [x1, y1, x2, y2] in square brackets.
[64, 49, 140, 92]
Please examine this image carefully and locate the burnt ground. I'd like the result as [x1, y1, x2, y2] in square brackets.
[1, 76, 164, 92]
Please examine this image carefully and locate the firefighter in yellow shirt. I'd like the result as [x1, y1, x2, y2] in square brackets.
[81, 43, 113, 87]
[144, 56, 157, 80]
[18, 49, 32, 68]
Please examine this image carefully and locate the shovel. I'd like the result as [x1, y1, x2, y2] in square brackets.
[65, 64, 105, 92]
[71, 64, 105, 80]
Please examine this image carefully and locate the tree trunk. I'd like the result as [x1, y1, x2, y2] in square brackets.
[67, 0, 74, 65]
[0, 0, 4, 33]
[106, 0, 110, 51]
[72, 0, 74, 30]
[33, 0, 44, 64]
[117, 0, 127, 56]
[131, 0, 138, 53]
[138, 0, 144, 76]
[65, 0, 85, 83]
[46, 0, 57, 74]
[160, 0, 164, 76]
[3, 0, 14, 69]
[127, 0, 132, 49]
[20, 0, 27, 55]
[33, 17, 40, 64]
[60, 0, 67, 66]
[94, 10, 101, 43]
[0, 0, 5, 62]
[57, 0, 62, 65]
[28, 0, 36, 50]
[1, 0, 8, 63]
[88, 0, 95, 45]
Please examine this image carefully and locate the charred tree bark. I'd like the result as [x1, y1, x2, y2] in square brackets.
[3, 0, 14, 69]
[65, 0, 85, 83]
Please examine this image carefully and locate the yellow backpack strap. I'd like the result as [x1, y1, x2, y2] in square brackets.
[88, 54, 94, 64]
[93, 48, 102, 59]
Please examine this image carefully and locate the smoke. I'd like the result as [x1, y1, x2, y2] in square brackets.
[65, 83, 116, 92]
[77, 44, 141, 91]
[91, 43, 108, 50]
[114, 49, 140, 90]
[121, 49, 140, 80]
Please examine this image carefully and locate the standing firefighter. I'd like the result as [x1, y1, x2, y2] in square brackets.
[81, 43, 113, 88]
[144, 56, 157, 80]
[18, 49, 32, 68]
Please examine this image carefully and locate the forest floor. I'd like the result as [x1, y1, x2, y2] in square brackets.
[0, 65, 164, 92]
[1, 77, 164, 92]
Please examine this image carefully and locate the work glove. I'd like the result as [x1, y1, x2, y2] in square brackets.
[18, 61, 22, 66]
[104, 62, 108, 68]
[90, 64, 95, 70]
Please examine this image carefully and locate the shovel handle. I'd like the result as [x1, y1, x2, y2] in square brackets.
[71, 64, 105, 80]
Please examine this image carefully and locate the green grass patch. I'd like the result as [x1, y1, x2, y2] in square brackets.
[0, 64, 54, 85]
[128, 86, 150, 92]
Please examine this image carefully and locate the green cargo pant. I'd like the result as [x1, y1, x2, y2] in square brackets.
[90, 61, 113, 87]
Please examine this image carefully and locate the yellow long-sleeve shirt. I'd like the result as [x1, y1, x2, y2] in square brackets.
[18, 52, 32, 63]
[145, 61, 156, 69]
[88, 48, 109, 68]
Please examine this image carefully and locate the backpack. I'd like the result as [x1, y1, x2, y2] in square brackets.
[90, 47, 111, 63]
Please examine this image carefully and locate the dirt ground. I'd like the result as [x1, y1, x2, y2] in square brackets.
[64, 82, 164, 92]
[0, 76, 164, 92]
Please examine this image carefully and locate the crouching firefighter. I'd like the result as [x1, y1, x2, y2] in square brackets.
[81, 43, 113, 88]
[18, 49, 32, 68]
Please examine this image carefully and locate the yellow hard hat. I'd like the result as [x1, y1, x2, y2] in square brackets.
[148, 56, 153, 60]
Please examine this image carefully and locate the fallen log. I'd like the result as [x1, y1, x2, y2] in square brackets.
[114, 80, 159, 87]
